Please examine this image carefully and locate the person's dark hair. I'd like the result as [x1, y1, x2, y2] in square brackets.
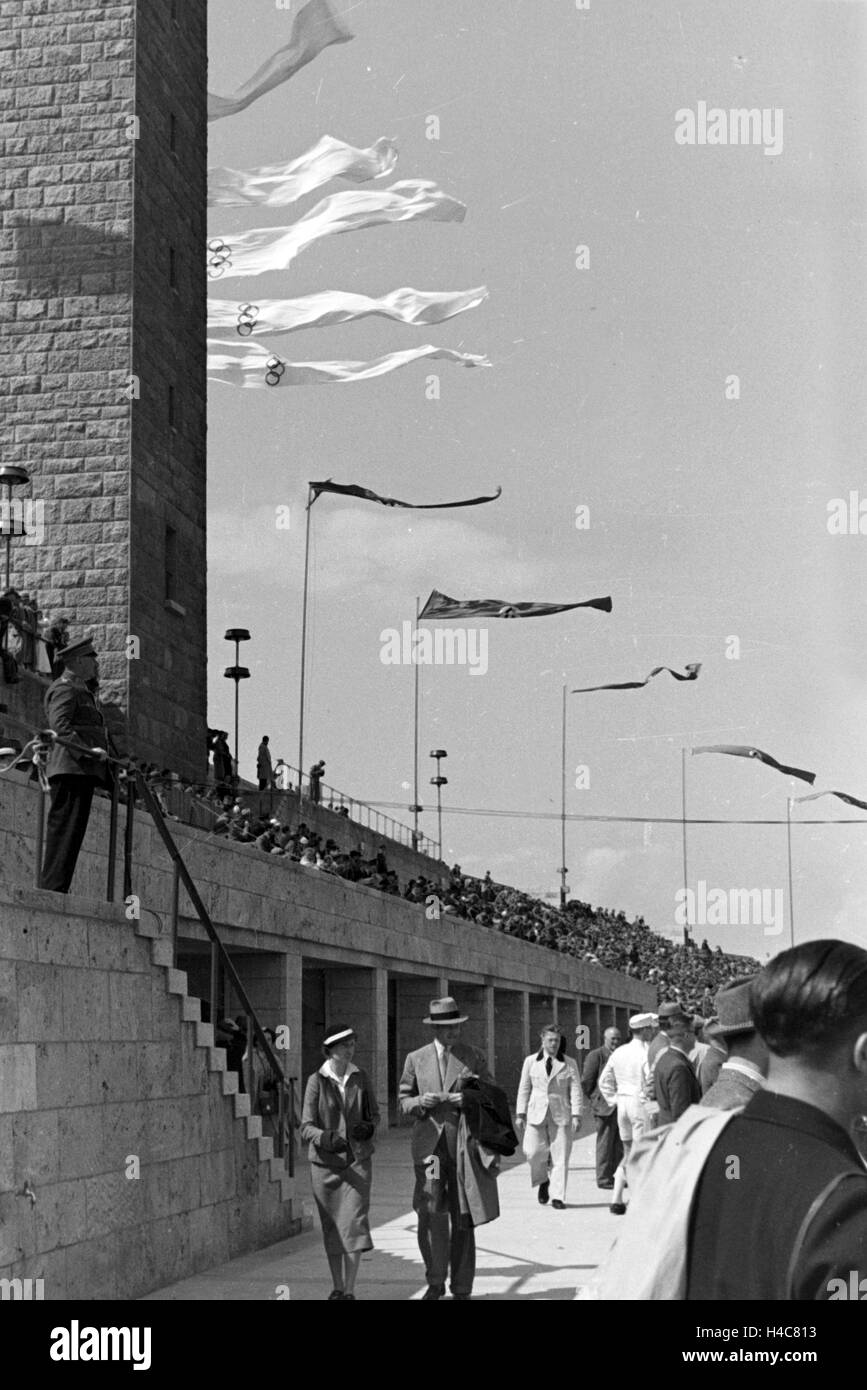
[538, 1022, 566, 1061]
[751, 940, 867, 1058]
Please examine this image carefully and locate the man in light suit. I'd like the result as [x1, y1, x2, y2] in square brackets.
[516, 1024, 583, 1209]
[399, 996, 493, 1300]
[582, 1025, 623, 1188]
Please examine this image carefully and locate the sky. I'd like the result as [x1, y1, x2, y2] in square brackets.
[206, 0, 867, 961]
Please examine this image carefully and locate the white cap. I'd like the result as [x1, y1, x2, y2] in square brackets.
[629, 1012, 656, 1029]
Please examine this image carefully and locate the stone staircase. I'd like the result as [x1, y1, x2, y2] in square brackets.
[0, 885, 307, 1300]
[138, 910, 295, 1208]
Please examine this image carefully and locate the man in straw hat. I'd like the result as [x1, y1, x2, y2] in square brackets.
[598, 1012, 656, 1215]
[41, 635, 112, 893]
[700, 975, 768, 1110]
[398, 995, 493, 1299]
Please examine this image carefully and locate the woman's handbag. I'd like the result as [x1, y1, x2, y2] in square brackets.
[350, 1082, 376, 1143]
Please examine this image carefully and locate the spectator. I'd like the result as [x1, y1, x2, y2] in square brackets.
[309, 759, 326, 803]
[686, 941, 867, 1298]
[45, 613, 71, 672]
[257, 735, 273, 791]
[700, 977, 769, 1110]
[211, 730, 233, 788]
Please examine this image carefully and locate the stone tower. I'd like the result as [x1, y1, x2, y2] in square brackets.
[0, 0, 207, 779]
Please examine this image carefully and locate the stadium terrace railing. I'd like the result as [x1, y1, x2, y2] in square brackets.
[1, 731, 297, 1175]
[167, 760, 438, 858]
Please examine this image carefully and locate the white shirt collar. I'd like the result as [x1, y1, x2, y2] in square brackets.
[720, 1057, 765, 1085]
[319, 1060, 358, 1081]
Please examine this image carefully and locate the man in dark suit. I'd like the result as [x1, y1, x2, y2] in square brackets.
[700, 976, 768, 1111]
[41, 636, 112, 893]
[399, 996, 493, 1300]
[654, 1013, 700, 1126]
[687, 940, 867, 1299]
[581, 1026, 623, 1188]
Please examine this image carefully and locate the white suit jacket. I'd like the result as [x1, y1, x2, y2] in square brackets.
[516, 1054, 583, 1126]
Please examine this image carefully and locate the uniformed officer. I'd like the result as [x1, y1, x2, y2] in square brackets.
[41, 636, 112, 893]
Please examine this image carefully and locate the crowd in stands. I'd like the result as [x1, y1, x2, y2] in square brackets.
[0, 590, 68, 681]
[202, 798, 759, 1013]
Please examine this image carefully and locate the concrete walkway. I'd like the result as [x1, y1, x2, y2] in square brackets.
[143, 1124, 618, 1301]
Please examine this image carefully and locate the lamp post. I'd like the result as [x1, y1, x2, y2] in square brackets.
[429, 748, 448, 861]
[223, 628, 250, 793]
[0, 464, 31, 592]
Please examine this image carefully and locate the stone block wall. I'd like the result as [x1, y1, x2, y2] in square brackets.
[0, 0, 207, 780]
[0, 0, 136, 745]
[129, 0, 207, 774]
[0, 888, 300, 1299]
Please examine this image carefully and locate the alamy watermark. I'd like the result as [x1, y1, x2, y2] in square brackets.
[675, 102, 783, 157]
[0, 498, 45, 546]
[380, 622, 488, 676]
[0, 1276, 44, 1300]
[675, 880, 784, 936]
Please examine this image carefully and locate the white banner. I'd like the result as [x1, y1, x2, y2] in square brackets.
[206, 180, 466, 279]
[208, 135, 399, 208]
[207, 341, 491, 387]
[207, 286, 488, 339]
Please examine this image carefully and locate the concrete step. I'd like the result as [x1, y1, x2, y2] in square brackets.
[151, 938, 174, 968]
[181, 995, 201, 1023]
[135, 916, 162, 940]
[142, 914, 299, 1226]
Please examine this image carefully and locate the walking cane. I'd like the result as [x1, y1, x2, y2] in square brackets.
[122, 773, 136, 902]
[105, 773, 120, 902]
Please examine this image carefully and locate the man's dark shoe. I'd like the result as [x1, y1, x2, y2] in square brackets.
[609, 1202, 627, 1215]
[552, 1199, 565, 1210]
[597, 1179, 614, 1189]
[422, 1284, 445, 1300]
[327, 1289, 345, 1299]
[537, 1181, 550, 1205]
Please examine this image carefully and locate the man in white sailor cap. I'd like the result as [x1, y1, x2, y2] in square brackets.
[598, 1012, 656, 1215]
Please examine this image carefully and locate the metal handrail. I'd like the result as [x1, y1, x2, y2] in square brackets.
[6, 732, 296, 1176]
[271, 761, 438, 857]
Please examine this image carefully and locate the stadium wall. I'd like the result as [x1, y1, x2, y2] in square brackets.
[0, 772, 655, 1111]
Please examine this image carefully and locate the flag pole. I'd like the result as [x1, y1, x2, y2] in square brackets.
[681, 748, 690, 946]
[786, 796, 795, 948]
[412, 595, 420, 850]
[560, 683, 567, 910]
[297, 485, 314, 793]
